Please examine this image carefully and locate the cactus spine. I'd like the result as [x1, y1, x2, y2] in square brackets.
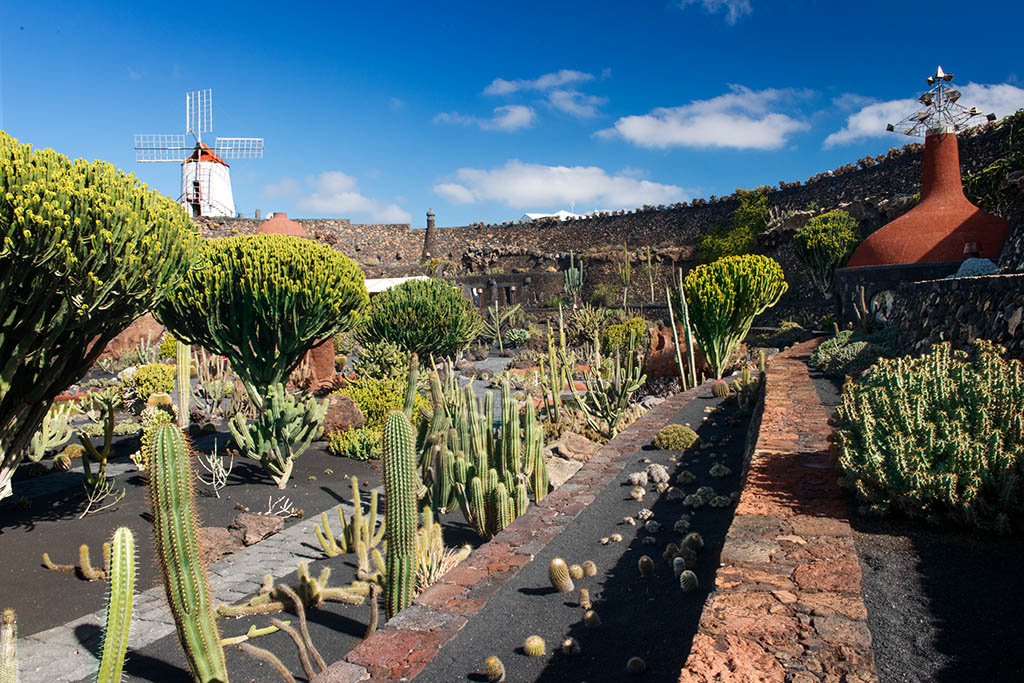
[176, 342, 191, 429]
[1, 609, 15, 683]
[147, 423, 228, 682]
[382, 411, 417, 619]
[96, 528, 135, 683]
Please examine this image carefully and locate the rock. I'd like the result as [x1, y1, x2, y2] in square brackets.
[545, 455, 583, 490]
[467, 347, 489, 362]
[321, 393, 365, 438]
[310, 660, 370, 683]
[641, 395, 665, 409]
[228, 512, 284, 546]
[681, 633, 786, 682]
[306, 338, 337, 392]
[455, 358, 478, 377]
[553, 431, 601, 462]
[197, 527, 244, 565]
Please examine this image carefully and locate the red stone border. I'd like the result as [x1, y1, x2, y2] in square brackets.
[340, 384, 705, 681]
[679, 339, 878, 683]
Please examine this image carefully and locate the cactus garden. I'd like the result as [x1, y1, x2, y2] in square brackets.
[5, 36, 1024, 682]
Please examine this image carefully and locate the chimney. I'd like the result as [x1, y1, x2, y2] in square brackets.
[422, 208, 438, 262]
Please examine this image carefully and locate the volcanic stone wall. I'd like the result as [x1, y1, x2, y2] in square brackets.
[890, 273, 1024, 360]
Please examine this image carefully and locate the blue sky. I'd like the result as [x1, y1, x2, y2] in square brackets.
[3, 0, 1023, 227]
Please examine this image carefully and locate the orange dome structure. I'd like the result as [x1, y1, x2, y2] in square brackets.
[845, 131, 1009, 267]
[257, 211, 309, 236]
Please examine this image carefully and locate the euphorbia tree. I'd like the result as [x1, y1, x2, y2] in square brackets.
[156, 233, 369, 407]
[677, 254, 787, 379]
[0, 132, 197, 501]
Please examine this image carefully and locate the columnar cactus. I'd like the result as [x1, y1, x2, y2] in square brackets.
[560, 329, 646, 438]
[97, 528, 135, 683]
[563, 251, 583, 306]
[0, 131, 196, 502]
[147, 423, 228, 682]
[382, 411, 417, 619]
[176, 342, 191, 429]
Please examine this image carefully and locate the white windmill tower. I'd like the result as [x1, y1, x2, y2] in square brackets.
[134, 89, 263, 217]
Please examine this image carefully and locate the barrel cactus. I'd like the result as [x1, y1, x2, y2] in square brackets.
[653, 424, 699, 450]
[0, 132, 197, 502]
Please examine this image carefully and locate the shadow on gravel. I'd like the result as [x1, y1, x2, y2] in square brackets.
[531, 399, 750, 682]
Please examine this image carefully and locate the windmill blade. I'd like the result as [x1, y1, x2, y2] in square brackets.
[214, 137, 264, 159]
[134, 134, 188, 162]
[186, 89, 212, 137]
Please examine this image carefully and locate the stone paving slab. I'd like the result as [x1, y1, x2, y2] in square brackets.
[678, 339, 878, 683]
[343, 383, 707, 680]
[17, 495, 372, 682]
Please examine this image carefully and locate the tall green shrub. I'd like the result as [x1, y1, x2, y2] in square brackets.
[0, 132, 196, 501]
[358, 278, 482, 359]
[157, 233, 368, 406]
[834, 340, 1024, 532]
[792, 209, 860, 295]
[698, 187, 770, 263]
[677, 254, 787, 378]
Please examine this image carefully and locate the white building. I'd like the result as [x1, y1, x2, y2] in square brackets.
[520, 210, 586, 222]
[180, 143, 235, 217]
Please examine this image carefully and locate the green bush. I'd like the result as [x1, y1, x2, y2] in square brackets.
[792, 210, 860, 295]
[0, 132, 197, 501]
[677, 254, 787, 378]
[352, 338, 411, 382]
[327, 426, 381, 460]
[698, 187, 770, 263]
[602, 318, 648, 354]
[333, 376, 428, 431]
[753, 320, 812, 350]
[653, 424, 700, 450]
[157, 234, 367, 406]
[158, 333, 178, 359]
[810, 326, 900, 378]
[834, 340, 1024, 532]
[506, 328, 531, 348]
[357, 278, 482, 359]
[589, 283, 619, 308]
[123, 363, 176, 405]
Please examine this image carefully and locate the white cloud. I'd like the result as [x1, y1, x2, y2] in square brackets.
[483, 69, 594, 96]
[266, 171, 411, 223]
[678, 0, 752, 24]
[548, 89, 607, 118]
[825, 82, 1024, 147]
[434, 104, 536, 132]
[597, 85, 810, 150]
[432, 160, 687, 210]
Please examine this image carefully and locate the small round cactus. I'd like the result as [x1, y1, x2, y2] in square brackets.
[569, 564, 584, 580]
[524, 635, 546, 657]
[582, 560, 597, 576]
[645, 463, 670, 483]
[673, 556, 687, 577]
[652, 424, 699, 450]
[709, 463, 731, 478]
[561, 637, 581, 656]
[644, 520, 662, 534]
[627, 471, 649, 487]
[678, 546, 698, 570]
[629, 486, 646, 501]
[682, 531, 704, 553]
[673, 518, 691, 533]
[662, 543, 679, 564]
[600, 536, 610, 545]
[675, 470, 696, 485]
[637, 508, 654, 521]
[679, 570, 699, 592]
[627, 656, 648, 674]
[711, 379, 730, 398]
[583, 609, 601, 629]
[549, 557, 574, 592]
[578, 587, 592, 609]
[485, 655, 506, 682]
[52, 453, 72, 471]
[609, 533, 623, 543]
[638, 555, 654, 577]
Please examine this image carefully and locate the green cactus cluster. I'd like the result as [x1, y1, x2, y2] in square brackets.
[229, 383, 327, 488]
[561, 328, 646, 439]
[792, 209, 860, 295]
[563, 251, 584, 306]
[123, 363, 176, 408]
[218, 563, 369, 617]
[653, 424, 699, 450]
[834, 340, 1024, 532]
[157, 233, 368, 408]
[146, 422, 228, 682]
[23, 401, 76, 463]
[419, 371, 546, 539]
[314, 476, 385, 558]
[677, 254, 787, 379]
[0, 131, 197, 502]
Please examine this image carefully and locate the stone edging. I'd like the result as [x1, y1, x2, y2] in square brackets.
[679, 339, 878, 682]
[341, 384, 706, 681]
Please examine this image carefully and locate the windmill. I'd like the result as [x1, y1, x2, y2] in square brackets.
[134, 89, 263, 217]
